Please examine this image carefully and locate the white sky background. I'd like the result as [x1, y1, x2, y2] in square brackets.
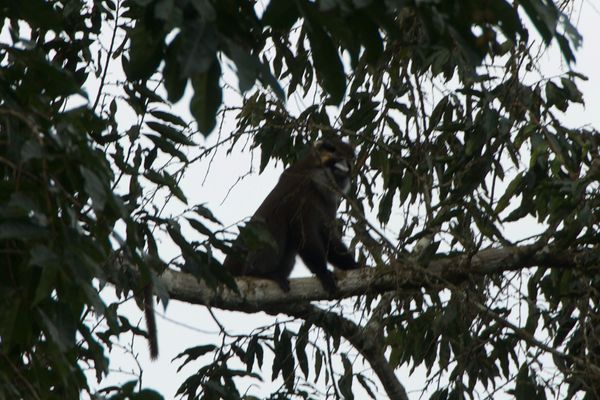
[76, 1, 600, 398]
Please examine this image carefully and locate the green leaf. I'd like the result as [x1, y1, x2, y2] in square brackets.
[262, 0, 299, 30]
[224, 40, 260, 93]
[400, 171, 413, 204]
[193, 204, 222, 224]
[239, 220, 278, 252]
[295, 327, 309, 378]
[145, 147, 158, 169]
[124, 24, 164, 81]
[314, 350, 323, 382]
[80, 167, 107, 211]
[553, 316, 575, 347]
[353, 12, 383, 65]
[357, 374, 377, 399]
[244, 336, 259, 372]
[512, 365, 540, 400]
[272, 325, 282, 380]
[179, 20, 219, 78]
[428, 96, 448, 133]
[149, 110, 188, 128]
[164, 35, 188, 102]
[545, 81, 568, 111]
[300, 4, 346, 104]
[190, 59, 222, 135]
[131, 389, 164, 400]
[224, 39, 285, 100]
[495, 172, 523, 214]
[279, 329, 295, 391]
[146, 121, 194, 145]
[21, 140, 43, 162]
[32, 265, 57, 305]
[144, 170, 187, 203]
[174, 344, 218, 371]
[560, 77, 583, 104]
[38, 308, 77, 352]
[145, 134, 188, 163]
[491, 0, 523, 42]
[519, 0, 556, 44]
[16, 0, 62, 29]
[377, 190, 394, 224]
[29, 244, 58, 267]
[429, 388, 449, 400]
[339, 353, 354, 400]
[186, 218, 212, 237]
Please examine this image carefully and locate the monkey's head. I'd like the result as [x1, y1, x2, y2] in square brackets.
[311, 138, 355, 195]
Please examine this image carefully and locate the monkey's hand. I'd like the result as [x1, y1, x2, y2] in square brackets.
[327, 238, 360, 270]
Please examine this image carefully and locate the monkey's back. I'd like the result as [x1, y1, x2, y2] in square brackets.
[224, 165, 334, 275]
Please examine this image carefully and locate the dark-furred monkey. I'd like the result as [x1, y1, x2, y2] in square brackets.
[223, 138, 359, 293]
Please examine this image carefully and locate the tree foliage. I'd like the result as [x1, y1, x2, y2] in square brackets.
[0, 0, 598, 399]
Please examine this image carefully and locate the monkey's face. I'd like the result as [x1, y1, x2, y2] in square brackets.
[314, 139, 355, 195]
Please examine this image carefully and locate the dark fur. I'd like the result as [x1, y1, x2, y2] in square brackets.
[143, 285, 158, 359]
[224, 139, 359, 293]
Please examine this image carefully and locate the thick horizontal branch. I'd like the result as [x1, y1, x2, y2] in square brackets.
[162, 244, 594, 312]
[152, 244, 596, 400]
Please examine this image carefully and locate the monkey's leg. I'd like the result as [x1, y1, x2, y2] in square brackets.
[271, 246, 297, 292]
[297, 237, 337, 294]
[326, 236, 359, 270]
[249, 241, 296, 292]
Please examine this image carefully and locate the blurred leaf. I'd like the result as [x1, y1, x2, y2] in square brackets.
[0, 221, 48, 240]
[179, 20, 219, 78]
[193, 204, 222, 225]
[339, 354, 354, 400]
[145, 134, 188, 162]
[262, 0, 299, 30]
[149, 111, 188, 128]
[124, 24, 164, 81]
[190, 59, 222, 135]
[300, 3, 346, 104]
[224, 39, 285, 100]
[144, 170, 187, 203]
[495, 173, 523, 215]
[164, 35, 188, 102]
[174, 345, 218, 371]
[296, 324, 309, 378]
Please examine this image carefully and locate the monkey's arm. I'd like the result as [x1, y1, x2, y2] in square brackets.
[326, 234, 359, 270]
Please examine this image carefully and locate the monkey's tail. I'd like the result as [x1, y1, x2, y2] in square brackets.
[143, 285, 159, 359]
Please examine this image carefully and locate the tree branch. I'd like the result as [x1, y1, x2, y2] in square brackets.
[134, 245, 595, 399]
[269, 303, 409, 400]
[161, 244, 593, 311]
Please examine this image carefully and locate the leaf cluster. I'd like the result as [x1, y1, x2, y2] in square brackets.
[1, 0, 598, 399]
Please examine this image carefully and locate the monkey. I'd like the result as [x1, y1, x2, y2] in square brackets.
[223, 137, 360, 294]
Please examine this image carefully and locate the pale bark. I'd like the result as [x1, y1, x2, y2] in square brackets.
[162, 244, 586, 311]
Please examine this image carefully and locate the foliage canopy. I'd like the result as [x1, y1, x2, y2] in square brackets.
[0, 0, 598, 399]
